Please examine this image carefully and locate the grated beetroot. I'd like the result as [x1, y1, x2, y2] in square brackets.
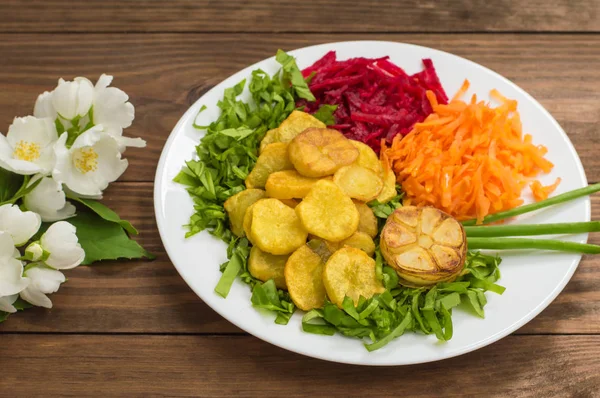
[297, 51, 448, 153]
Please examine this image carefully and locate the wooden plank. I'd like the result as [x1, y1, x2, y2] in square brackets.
[1, 183, 599, 334]
[0, 33, 598, 182]
[1, 334, 599, 396]
[0, 1, 598, 33]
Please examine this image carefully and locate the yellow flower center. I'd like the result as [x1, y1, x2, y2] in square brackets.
[13, 140, 41, 162]
[73, 147, 99, 174]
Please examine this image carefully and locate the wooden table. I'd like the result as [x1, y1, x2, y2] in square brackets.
[1, 1, 599, 396]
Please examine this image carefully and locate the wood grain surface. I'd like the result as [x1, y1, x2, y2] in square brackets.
[2, 335, 599, 397]
[1, 1, 599, 396]
[0, 0, 598, 33]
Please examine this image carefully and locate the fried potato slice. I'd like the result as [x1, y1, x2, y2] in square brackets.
[295, 180, 359, 242]
[323, 247, 385, 307]
[279, 198, 299, 209]
[333, 164, 383, 202]
[277, 110, 326, 144]
[340, 232, 376, 256]
[323, 234, 376, 257]
[288, 128, 359, 178]
[224, 189, 267, 237]
[250, 198, 308, 255]
[245, 143, 294, 189]
[349, 140, 383, 174]
[243, 202, 259, 242]
[376, 166, 397, 204]
[284, 245, 327, 310]
[265, 170, 321, 200]
[323, 232, 376, 256]
[259, 128, 279, 153]
[353, 200, 378, 238]
[248, 246, 289, 290]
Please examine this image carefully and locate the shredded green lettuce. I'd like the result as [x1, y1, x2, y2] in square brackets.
[312, 104, 338, 126]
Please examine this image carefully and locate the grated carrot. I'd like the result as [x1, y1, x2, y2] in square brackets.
[385, 80, 558, 224]
[530, 177, 562, 201]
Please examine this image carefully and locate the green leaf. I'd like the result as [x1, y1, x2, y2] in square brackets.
[0, 173, 42, 206]
[438, 292, 461, 310]
[312, 105, 338, 125]
[71, 198, 138, 235]
[368, 188, 404, 219]
[0, 168, 23, 203]
[365, 311, 412, 352]
[251, 279, 284, 311]
[466, 289, 485, 318]
[302, 309, 336, 335]
[12, 298, 33, 310]
[250, 279, 295, 324]
[214, 249, 244, 298]
[276, 49, 316, 101]
[66, 211, 154, 264]
[217, 127, 255, 141]
[0, 311, 8, 323]
[382, 265, 399, 290]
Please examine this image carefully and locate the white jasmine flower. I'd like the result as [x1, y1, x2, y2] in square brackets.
[0, 232, 29, 301]
[0, 204, 41, 246]
[20, 264, 65, 309]
[33, 91, 57, 120]
[92, 74, 144, 150]
[23, 176, 76, 222]
[0, 116, 58, 175]
[53, 126, 128, 197]
[51, 77, 94, 120]
[39, 221, 85, 270]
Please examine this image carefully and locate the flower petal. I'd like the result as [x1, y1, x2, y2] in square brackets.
[93, 134, 129, 183]
[0, 257, 29, 296]
[33, 91, 58, 120]
[116, 136, 147, 153]
[0, 204, 41, 246]
[41, 221, 85, 270]
[25, 266, 65, 293]
[93, 87, 135, 137]
[21, 264, 66, 309]
[0, 231, 16, 260]
[0, 294, 18, 313]
[20, 286, 52, 308]
[95, 74, 113, 91]
[23, 177, 76, 222]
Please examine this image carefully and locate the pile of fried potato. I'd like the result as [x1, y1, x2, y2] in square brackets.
[224, 111, 396, 311]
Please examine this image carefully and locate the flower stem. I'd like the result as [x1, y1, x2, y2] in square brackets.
[467, 237, 600, 254]
[461, 183, 600, 226]
[464, 222, 600, 237]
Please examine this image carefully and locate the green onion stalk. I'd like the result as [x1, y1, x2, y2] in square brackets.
[459, 183, 600, 254]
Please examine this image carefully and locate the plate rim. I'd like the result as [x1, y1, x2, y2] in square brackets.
[154, 40, 590, 366]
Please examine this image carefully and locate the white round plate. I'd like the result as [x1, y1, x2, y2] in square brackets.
[154, 41, 589, 365]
